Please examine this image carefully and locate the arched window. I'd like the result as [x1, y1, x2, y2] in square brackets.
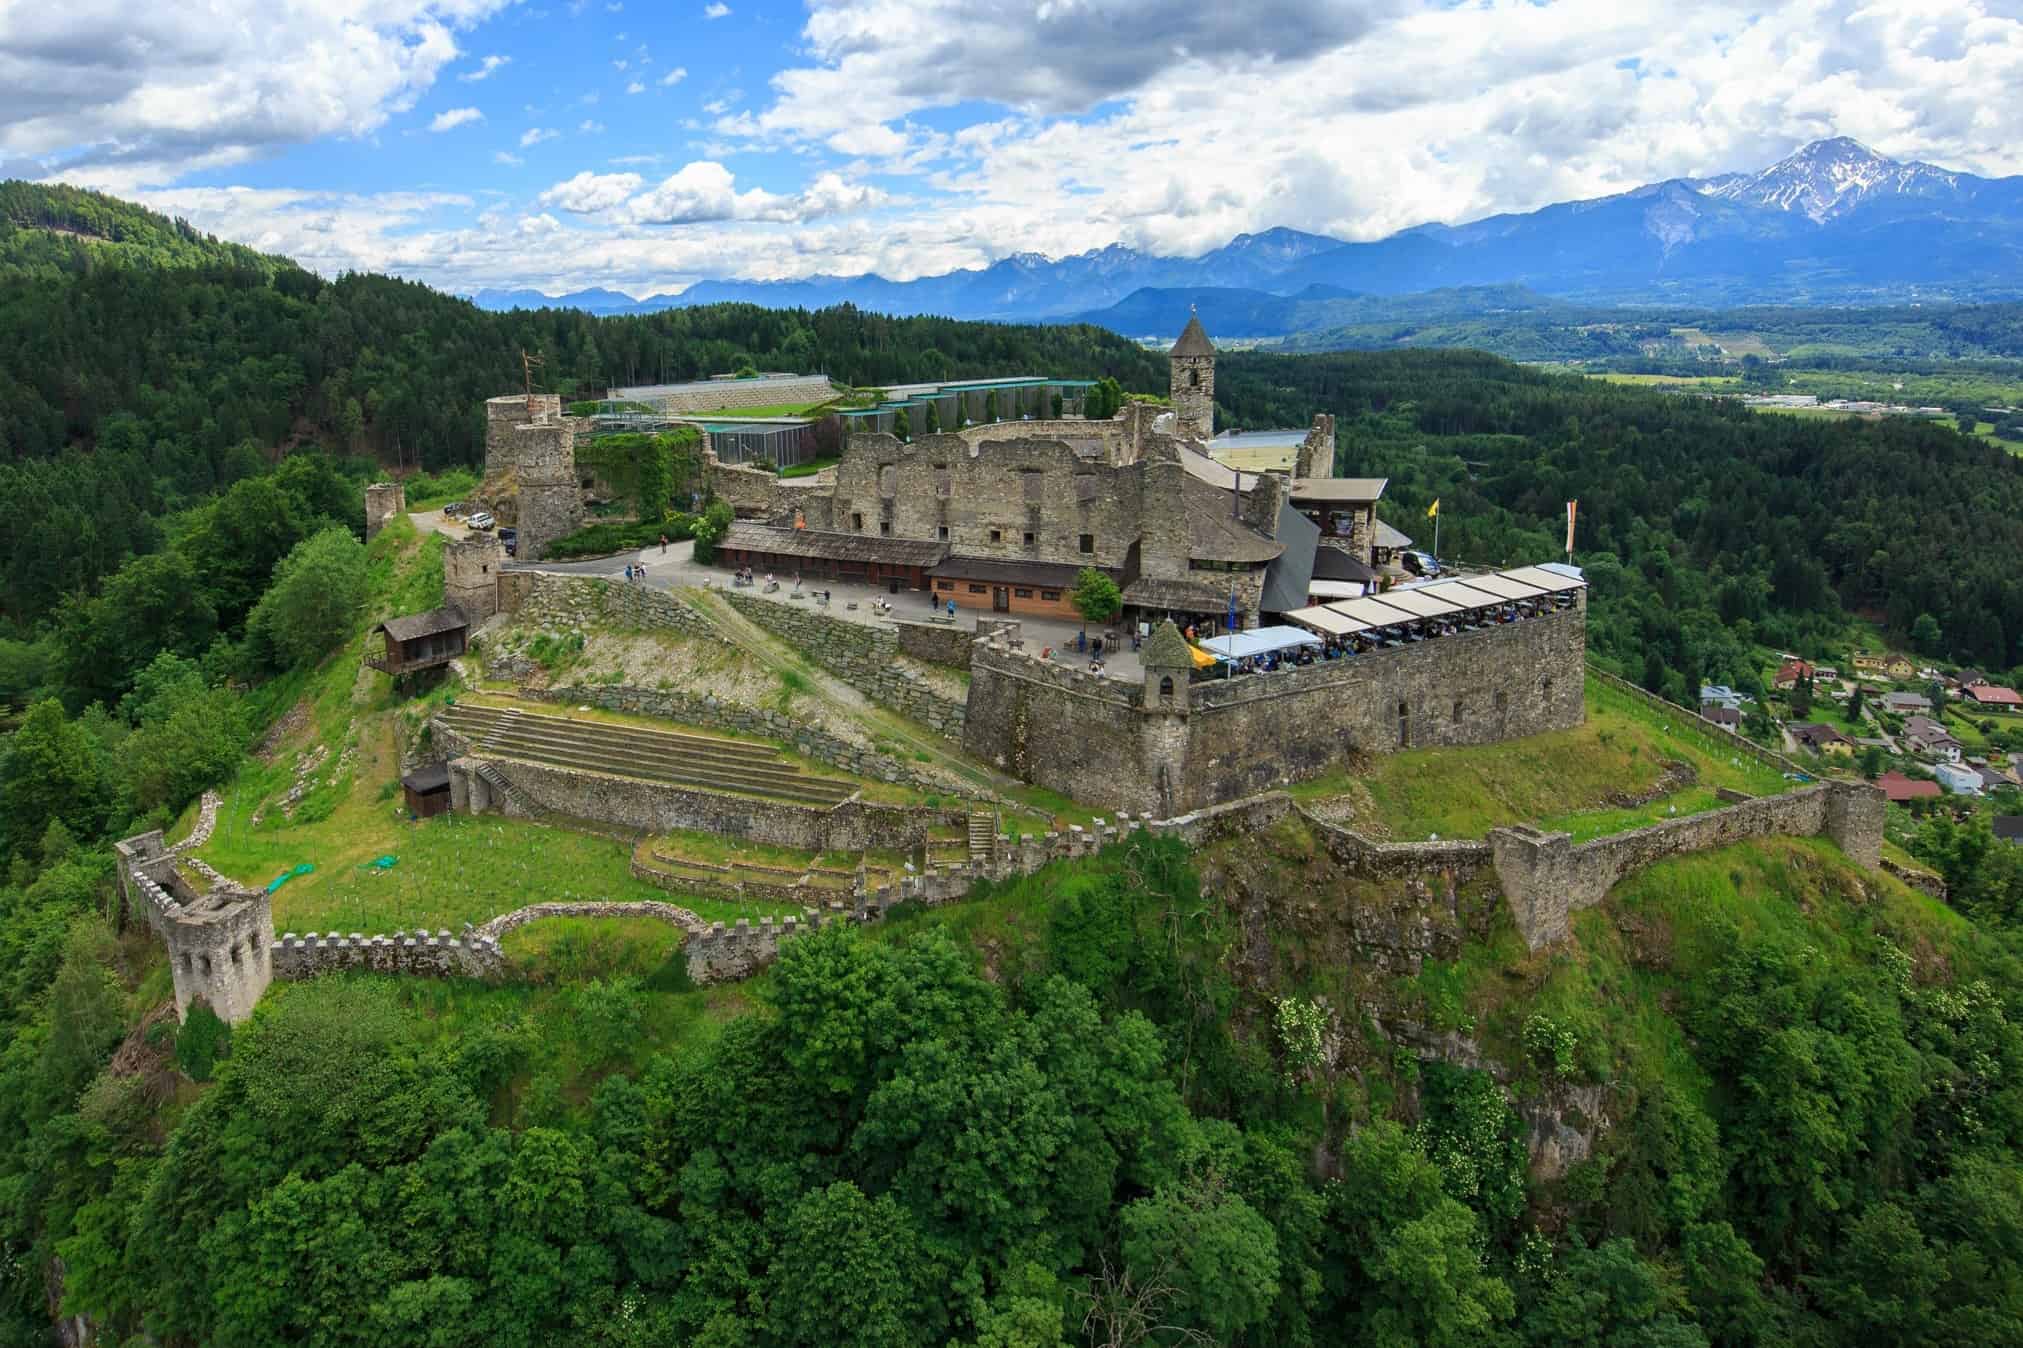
[1453, 698, 1464, 724]
[1189, 367, 1200, 388]
[1159, 675, 1175, 698]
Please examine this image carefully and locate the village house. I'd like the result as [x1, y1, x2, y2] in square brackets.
[1964, 684, 2023, 712]
[1703, 706, 1743, 730]
[1902, 715, 1964, 763]
[1882, 690, 1933, 716]
[1934, 761, 1984, 796]
[1791, 722, 1855, 756]
[1773, 658, 1813, 691]
[1876, 771, 1942, 803]
[1885, 653, 1918, 680]
[1852, 653, 1887, 675]
[1699, 684, 1745, 711]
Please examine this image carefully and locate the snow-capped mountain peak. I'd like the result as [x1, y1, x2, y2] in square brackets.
[1696, 137, 1961, 223]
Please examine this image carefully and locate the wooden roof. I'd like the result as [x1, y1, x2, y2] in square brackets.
[380, 607, 469, 643]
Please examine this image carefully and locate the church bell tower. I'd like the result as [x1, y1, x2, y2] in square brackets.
[1168, 307, 1216, 441]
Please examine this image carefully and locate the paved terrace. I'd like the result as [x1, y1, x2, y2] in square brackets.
[507, 539, 1149, 682]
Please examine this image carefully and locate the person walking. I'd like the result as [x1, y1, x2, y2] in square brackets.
[659, 533, 668, 555]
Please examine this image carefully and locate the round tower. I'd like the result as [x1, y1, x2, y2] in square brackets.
[445, 532, 505, 623]
[485, 393, 563, 476]
[365, 481, 406, 540]
[1168, 309, 1216, 441]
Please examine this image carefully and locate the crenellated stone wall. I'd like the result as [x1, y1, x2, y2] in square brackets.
[113, 832, 275, 1023]
[962, 603, 1589, 816]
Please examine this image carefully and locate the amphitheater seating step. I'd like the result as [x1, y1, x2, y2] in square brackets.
[438, 704, 857, 806]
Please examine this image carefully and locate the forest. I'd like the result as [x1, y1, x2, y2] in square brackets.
[6, 183, 2023, 1348]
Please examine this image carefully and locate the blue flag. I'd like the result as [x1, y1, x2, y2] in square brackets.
[1226, 590, 1237, 634]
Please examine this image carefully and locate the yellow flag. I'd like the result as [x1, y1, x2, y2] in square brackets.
[1427, 498, 1439, 519]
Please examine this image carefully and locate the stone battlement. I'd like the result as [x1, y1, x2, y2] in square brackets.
[271, 929, 501, 979]
[114, 831, 275, 1023]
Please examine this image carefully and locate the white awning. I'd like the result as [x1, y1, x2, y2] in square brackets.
[1307, 579, 1371, 601]
[1285, 605, 1365, 637]
[1198, 625, 1325, 661]
[1371, 587, 1465, 619]
[1501, 564, 1588, 594]
[1328, 596, 1423, 628]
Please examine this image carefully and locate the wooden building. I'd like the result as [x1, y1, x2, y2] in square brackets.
[717, 520, 947, 593]
[400, 763, 453, 818]
[367, 608, 469, 677]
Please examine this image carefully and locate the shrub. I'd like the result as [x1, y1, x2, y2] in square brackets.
[175, 1001, 232, 1082]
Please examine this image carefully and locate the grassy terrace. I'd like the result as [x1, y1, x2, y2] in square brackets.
[1290, 675, 1793, 842]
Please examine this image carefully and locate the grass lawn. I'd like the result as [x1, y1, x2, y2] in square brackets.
[644, 827, 910, 874]
[1592, 373, 1738, 388]
[1290, 675, 1792, 841]
[780, 454, 842, 479]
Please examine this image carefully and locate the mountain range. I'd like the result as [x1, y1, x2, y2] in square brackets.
[471, 138, 2023, 326]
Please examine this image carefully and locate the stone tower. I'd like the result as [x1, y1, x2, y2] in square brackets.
[365, 481, 406, 540]
[1169, 309, 1216, 441]
[1295, 413, 1336, 479]
[445, 532, 505, 623]
[113, 831, 275, 1023]
[482, 394, 583, 562]
[1138, 620, 1195, 817]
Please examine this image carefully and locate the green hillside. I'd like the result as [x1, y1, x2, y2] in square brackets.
[0, 180, 289, 280]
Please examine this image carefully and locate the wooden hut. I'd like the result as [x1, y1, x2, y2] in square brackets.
[400, 763, 453, 818]
[367, 608, 469, 677]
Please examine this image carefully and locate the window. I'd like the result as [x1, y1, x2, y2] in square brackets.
[1041, 589, 1061, 602]
[880, 521, 892, 536]
[936, 580, 954, 591]
[851, 512, 864, 530]
[1542, 677, 1554, 701]
[968, 583, 987, 595]
[1014, 587, 1033, 598]
[1023, 531, 1036, 546]
[1079, 533, 1095, 554]
[1453, 699, 1464, 724]
[989, 529, 1002, 543]
[937, 525, 949, 541]
[1496, 691, 1509, 715]
[1159, 675, 1175, 697]
[1398, 700, 1410, 748]
[1189, 367, 1200, 388]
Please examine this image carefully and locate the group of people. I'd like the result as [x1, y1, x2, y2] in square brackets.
[621, 562, 646, 583]
[730, 566, 772, 588]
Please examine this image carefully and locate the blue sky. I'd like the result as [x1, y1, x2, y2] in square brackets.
[7, 0, 2021, 297]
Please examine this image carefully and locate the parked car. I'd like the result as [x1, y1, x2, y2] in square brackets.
[1402, 549, 1441, 577]
[466, 511, 495, 531]
[442, 501, 467, 517]
[498, 527, 517, 557]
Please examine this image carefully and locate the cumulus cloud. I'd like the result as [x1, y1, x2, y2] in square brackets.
[623, 160, 885, 224]
[627, 80, 645, 94]
[520, 127, 559, 146]
[579, 120, 606, 133]
[660, 66, 689, 86]
[493, 150, 523, 165]
[539, 170, 644, 213]
[705, 3, 731, 17]
[1, 0, 513, 188]
[460, 54, 510, 82]
[429, 107, 484, 131]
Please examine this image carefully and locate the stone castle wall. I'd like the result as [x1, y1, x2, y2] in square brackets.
[721, 591, 967, 738]
[963, 604, 1589, 816]
[893, 618, 979, 669]
[365, 482, 406, 540]
[1488, 778, 1885, 947]
[114, 832, 274, 1023]
[481, 394, 584, 561]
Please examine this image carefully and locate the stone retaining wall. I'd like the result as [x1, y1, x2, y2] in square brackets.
[894, 618, 980, 669]
[513, 574, 716, 638]
[1585, 664, 1807, 777]
[523, 683, 956, 792]
[722, 591, 967, 738]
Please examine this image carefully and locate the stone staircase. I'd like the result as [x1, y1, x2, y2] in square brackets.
[439, 704, 858, 807]
[967, 809, 997, 863]
[473, 760, 546, 818]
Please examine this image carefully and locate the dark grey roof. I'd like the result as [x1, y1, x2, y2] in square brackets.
[1312, 545, 1380, 583]
[721, 520, 947, 567]
[1182, 476, 1284, 564]
[401, 763, 452, 793]
[1994, 816, 2022, 842]
[380, 607, 469, 643]
[1259, 503, 1318, 614]
[929, 556, 1105, 589]
[1169, 313, 1215, 358]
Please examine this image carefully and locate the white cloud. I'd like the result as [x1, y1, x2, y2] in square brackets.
[2, 0, 514, 189]
[704, 2, 730, 18]
[460, 54, 510, 82]
[493, 150, 523, 166]
[623, 160, 886, 225]
[627, 81, 645, 94]
[661, 67, 689, 87]
[579, 120, 606, 133]
[429, 107, 484, 132]
[520, 127, 559, 146]
[538, 170, 644, 213]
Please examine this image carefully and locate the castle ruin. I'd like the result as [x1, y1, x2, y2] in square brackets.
[480, 394, 583, 562]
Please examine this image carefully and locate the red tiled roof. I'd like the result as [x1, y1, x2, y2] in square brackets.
[1876, 771, 1942, 802]
[1964, 684, 2022, 707]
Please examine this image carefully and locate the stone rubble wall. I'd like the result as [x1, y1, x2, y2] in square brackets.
[521, 683, 958, 794]
[512, 574, 717, 638]
[893, 618, 981, 670]
[721, 590, 967, 738]
[271, 929, 501, 979]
